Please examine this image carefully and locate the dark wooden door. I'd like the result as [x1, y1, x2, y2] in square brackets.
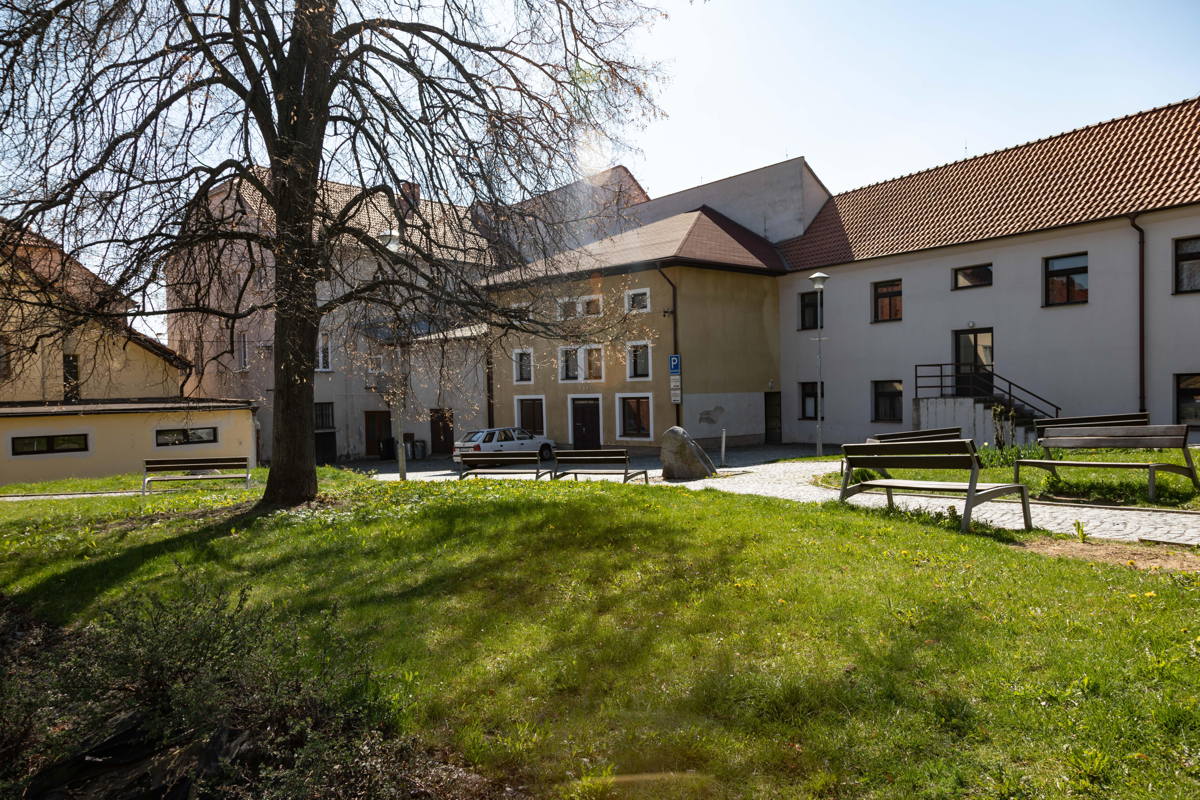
[430, 409, 454, 454]
[314, 431, 337, 465]
[364, 411, 391, 457]
[571, 398, 601, 449]
[764, 391, 782, 444]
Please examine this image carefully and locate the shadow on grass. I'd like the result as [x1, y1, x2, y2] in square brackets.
[10, 504, 274, 622]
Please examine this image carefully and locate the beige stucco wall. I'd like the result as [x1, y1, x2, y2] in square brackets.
[492, 265, 779, 447]
[0, 406, 255, 485]
[0, 320, 180, 403]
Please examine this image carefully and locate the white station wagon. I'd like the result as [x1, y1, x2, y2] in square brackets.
[452, 427, 556, 463]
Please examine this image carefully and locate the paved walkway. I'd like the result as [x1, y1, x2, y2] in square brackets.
[371, 449, 1200, 545]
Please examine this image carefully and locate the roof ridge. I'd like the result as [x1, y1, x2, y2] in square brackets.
[834, 95, 1200, 197]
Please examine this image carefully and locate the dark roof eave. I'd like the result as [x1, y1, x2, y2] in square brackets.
[487, 255, 785, 291]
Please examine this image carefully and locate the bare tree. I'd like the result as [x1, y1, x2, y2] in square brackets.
[0, 0, 660, 505]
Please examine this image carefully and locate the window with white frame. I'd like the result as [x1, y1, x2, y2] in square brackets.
[626, 342, 650, 380]
[557, 295, 602, 319]
[625, 288, 650, 313]
[235, 332, 249, 371]
[559, 347, 579, 381]
[316, 332, 332, 371]
[618, 394, 652, 439]
[513, 348, 533, 383]
[558, 345, 602, 382]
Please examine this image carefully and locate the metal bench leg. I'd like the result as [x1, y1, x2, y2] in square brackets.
[960, 497, 974, 534]
[885, 488, 894, 510]
[1013, 463, 1020, 484]
[1148, 467, 1157, 502]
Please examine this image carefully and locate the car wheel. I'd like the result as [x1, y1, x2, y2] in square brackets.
[539, 444, 553, 461]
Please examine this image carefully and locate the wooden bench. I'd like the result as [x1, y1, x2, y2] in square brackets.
[142, 457, 252, 494]
[1014, 422, 1198, 501]
[457, 451, 549, 480]
[840, 439, 1032, 533]
[1033, 412, 1149, 439]
[867, 426, 962, 443]
[551, 449, 649, 484]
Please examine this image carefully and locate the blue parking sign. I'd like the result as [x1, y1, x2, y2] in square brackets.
[668, 354, 681, 375]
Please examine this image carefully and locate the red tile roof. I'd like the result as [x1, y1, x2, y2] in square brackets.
[490, 205, 785, 286]
[779, 97, 1200, 269]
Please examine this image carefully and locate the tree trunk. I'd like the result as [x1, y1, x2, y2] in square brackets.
[261, 303, 319, 505]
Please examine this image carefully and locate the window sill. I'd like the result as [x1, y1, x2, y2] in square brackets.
[951, 284, 992, 291]
[870, 318, 902, 324]
[626, 376, 652, 382]
[513, 380, 534, 386]
[1041, 301, 1088, 308]
[315, 368, 334, 373]
[616, 435, 653, 441]
[1172, 289, 1200, 296]
[871, 419, 903, 424]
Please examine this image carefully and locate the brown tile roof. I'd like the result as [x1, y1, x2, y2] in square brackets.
[489, 205, 785, 286]
[779, 97, 1200, 269]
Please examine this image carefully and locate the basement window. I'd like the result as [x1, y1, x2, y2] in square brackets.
[156, 427, 218, 446]
[12, 433, 89, 456]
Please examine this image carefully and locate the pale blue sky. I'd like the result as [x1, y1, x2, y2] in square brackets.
[620, 0, 1200, 197]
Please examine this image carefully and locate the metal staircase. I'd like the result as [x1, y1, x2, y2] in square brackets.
[914, 363, 1060, 439]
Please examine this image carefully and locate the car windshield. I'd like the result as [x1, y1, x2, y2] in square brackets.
[461, 431, 484, 443]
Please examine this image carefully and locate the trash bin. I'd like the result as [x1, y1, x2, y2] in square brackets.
[379, 437, 396, 460]
[413, 439, 427, 460]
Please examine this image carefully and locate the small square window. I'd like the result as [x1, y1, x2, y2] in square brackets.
[626, 289, 650, 313]
[560, 348, 579, 381]
[953, 264, 993, 290]
[799, 381, 824, 420]
[1044, 253, 1088, 306]
[798, 291, 823, 330]
[627, 343, 650, 379]
[1175, 237, 1200, 294]
[1178, 373, 1200, 427]
[872, 280, 902, 322]
[314, 402, 335, 429]
[583, 296, 602, 316]
[513, 349, 533, 383]
[872, 380, 903, 423]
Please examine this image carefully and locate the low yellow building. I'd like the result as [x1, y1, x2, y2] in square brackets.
[0, 400, 256, 484]
[490, 206, 782, 449]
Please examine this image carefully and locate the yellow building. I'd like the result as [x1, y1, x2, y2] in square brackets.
[0, 228, 256, 485]
[490, 206, 782, 449]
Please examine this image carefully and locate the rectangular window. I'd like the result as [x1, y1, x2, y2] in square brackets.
[558, 299, 578, 320]
[62, 353, 80, 402]
[953, 264, 993, 290]
[1175, 237, 1200, 294]
[582, 296, 602, 316]
[626, 288, 650, 313]
[872, 380, 903, 423]
[620, 395, 651, 438]
[518, 397, 545, 435]
[316, 333, 332, 370]
[236, 332, 249, 370]
[1044, 253, 1089, 306]
[366, 354, 383, 374]
[314, 402, 335, 430]
[584, 346, 603, 380]
[560, 347, 579, 381]
[0, 337, 10, 381]
[12, 433, 88, 456]
[872, 279, 902, 322]
[155, 427, 218, 447]
[799, 381, 825, 420]
[798, 291, 823, 330]
[627, 342, 650, 379]
[513, 349, 533, 383]
[1178, 374, 1200, 427]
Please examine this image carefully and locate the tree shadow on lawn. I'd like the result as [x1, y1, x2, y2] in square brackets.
[10, 503, 273, 623]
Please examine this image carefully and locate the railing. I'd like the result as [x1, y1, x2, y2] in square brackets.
[914, 363, 1061, 420]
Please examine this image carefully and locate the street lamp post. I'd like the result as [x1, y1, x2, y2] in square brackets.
[808, 272, 830, 457]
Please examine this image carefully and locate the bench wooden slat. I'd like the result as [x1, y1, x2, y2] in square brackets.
[1039, 424, 1186, 439]
[869, 427, 962, 442]
[1034, 413, 1149, 436]
[844, 454, 978, 470]
[858, 479, 1021, 492]
[1040, 436, 1185, 449]
[1016, 459, 1176, 470]
[845, 439, 975, 456]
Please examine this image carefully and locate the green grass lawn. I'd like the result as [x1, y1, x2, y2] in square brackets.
[4, 475, 1200, 798]
[815, 449, 1200, 511]
[0, 465, 365, 496]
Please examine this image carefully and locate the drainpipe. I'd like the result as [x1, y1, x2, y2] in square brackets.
[1129, 215, 1146, 413]
[655, 264, 681, 427]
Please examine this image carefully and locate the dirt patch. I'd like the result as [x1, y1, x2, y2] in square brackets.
[1016, 537, 1200, 572]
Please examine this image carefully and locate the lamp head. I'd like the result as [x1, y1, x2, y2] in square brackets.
[808, 271, 830, 291]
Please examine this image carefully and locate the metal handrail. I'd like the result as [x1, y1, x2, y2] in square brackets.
[914, 363, 1061, 419]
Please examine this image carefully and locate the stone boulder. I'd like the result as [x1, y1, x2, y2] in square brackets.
[660, 426, 717, 480]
